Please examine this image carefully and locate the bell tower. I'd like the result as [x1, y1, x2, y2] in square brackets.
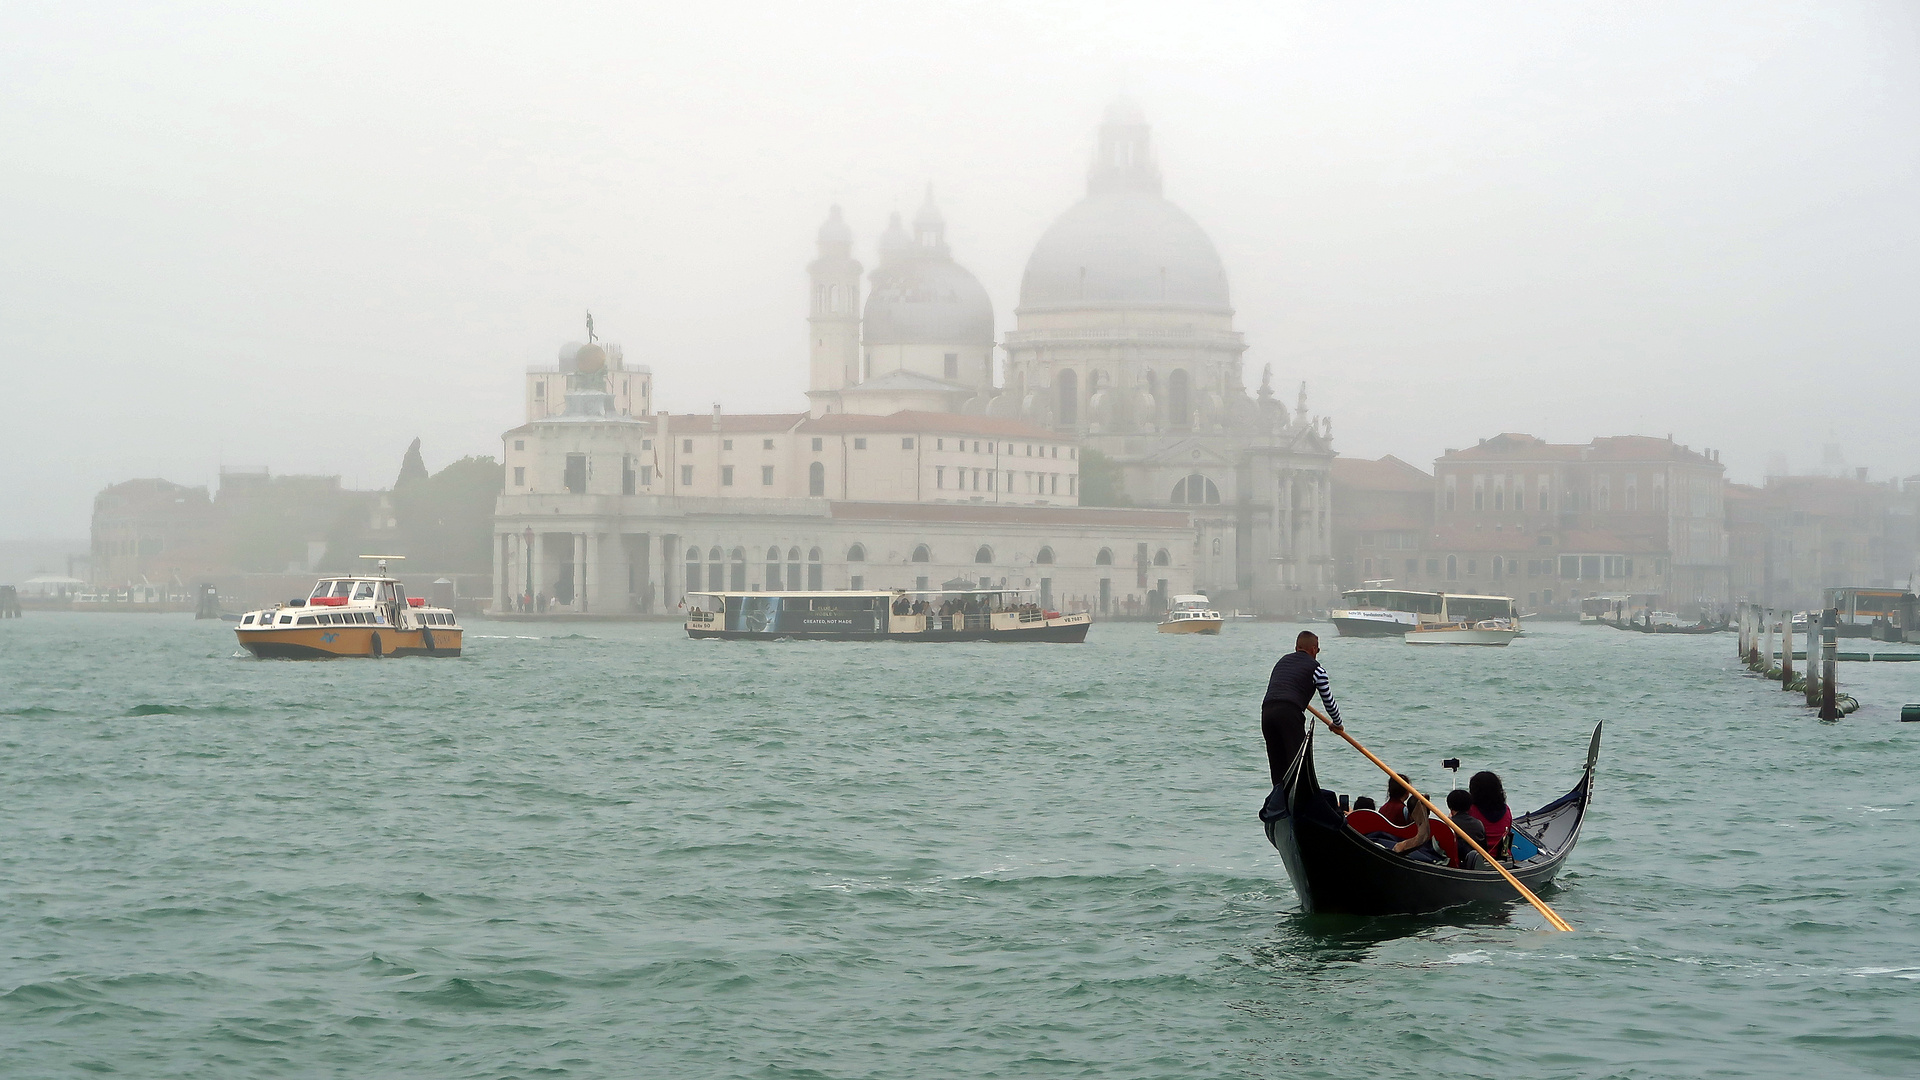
[807, 205, 862, 397]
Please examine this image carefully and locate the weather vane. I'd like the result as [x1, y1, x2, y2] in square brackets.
[585, 310, 597, 343]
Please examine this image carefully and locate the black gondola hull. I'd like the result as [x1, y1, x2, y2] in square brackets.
[1264, 725, 1597, 917]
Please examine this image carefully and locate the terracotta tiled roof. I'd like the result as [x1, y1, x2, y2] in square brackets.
[1332, 455, 1432, 491]
[829, 501, 1189, 528]
[1441, 433, 1718, 466]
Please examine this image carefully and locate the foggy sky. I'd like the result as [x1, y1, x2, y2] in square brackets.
[4, 1, 1916, 539]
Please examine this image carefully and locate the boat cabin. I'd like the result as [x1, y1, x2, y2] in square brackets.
[685, 588, 1090, 642]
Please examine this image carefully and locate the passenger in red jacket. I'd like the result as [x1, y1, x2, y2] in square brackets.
[1466, 771, 1513, 859]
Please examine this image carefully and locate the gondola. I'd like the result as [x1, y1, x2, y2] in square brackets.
[1261, 722, 1601, 916]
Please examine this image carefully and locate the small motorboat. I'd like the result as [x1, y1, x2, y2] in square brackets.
[235, 556, 461, 659]
[1404, 619, 1520, 646]
[1263, 723, 1601, 915]
[1158, 594, 1224, 635]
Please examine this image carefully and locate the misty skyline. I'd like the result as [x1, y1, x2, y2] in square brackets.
[4, 1, 1916, 538]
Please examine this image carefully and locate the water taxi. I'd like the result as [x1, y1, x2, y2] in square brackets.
[1402, 594, 1522, 646]
[685, 589, 1091, 642]
[1158, 594, 1223, 634]
[1405, 619, 1520, 646]
[235, 557, 461, 659]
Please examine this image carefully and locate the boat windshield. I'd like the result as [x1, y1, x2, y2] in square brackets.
[1442, 595, 1516, 622]
[353, 581, 376, 600]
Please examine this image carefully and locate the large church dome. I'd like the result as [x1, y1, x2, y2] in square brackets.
[863, 193, 995, 346]
[1017, 101, 1231, 313]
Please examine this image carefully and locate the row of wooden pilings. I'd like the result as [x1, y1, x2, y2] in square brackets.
[1736, 603, 1850, 720]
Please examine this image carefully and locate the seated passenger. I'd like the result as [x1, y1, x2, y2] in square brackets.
[1390, 800, 1444, 862]
[1467, 771, 1514, 860]
[1446, 788, 1488, 868]
[1381, 777, 1411, 827]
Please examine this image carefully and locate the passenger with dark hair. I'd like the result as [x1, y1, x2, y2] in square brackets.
[1381, 777, 1411, 827]
[1446, 788, 1488, 867]
[1467, 771, 1513, 859]
[1259, 630, 1344, 786]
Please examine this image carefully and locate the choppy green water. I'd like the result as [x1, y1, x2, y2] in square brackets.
[2, 614, 1917, 1078]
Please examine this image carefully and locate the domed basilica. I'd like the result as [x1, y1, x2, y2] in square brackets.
[805, 99, 1337, 612]
[493, 101, 1332, 618]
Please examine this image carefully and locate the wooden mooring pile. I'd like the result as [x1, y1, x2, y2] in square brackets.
[1735, 604, 1863, 720]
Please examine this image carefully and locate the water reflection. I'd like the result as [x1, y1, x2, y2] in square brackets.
[1249, 905, 1519, 968]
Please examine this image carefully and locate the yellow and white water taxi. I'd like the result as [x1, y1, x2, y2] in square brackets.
[235, 557, 461, 659]
[1157, 594, 1224, 635]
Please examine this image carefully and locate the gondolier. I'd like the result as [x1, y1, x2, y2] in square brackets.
[1261, 631, 1343, 785]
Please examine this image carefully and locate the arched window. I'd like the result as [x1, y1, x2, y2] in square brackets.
[787, 546, 801, 591]
[1168, 369, 1189, 429]
[708, 546, 725, 590]
[911, 544, 931, 562]
[974, 545, 993, 564]
[1153, 548, 1170, 566]
[729, 547, 747, 590]
[1493, 488, 1504, 511]
[1446, 555, 1458, 580]
[685, 547, 701, 596]
[1058, 369, 1078, 426]
[1171, 474, 1220, 505]
[808, 461, 825, 497]
[847, 543, 866, 562]
[1095, 547, 1113, 566]
[766, 547, 782, 590]
[1036, 546, 1054, 565]
[807, 547, 823, 591]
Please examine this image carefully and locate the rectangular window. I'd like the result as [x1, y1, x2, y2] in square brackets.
[850, 575, 863, 590]
[1581, 555, 1602, 578]
[936, 467, 945, 488]
[944, 353, 958, 378]
[761, 465, 774, 485]
[937, 438, 944, 450]
[1427, 558, 1440, 575]
[513, 466, 525, 486]
[682, 439, 693, 452]
[1559, 555, 1578, 577]
[812, 437, 823, 451]
[764, 439, 774, 450]
[514, 440, 524, 451]
[1406, 559, 1418, 576]
[902, 437, 914, 449]
[534, 383, 546, 399]
[973, 441, 980, 453]
[854, 437, 866, 450]
[723, 439, 733, 451]
[640, 466, 652, 485]
[642, 439, 652, 450]
[564, 454, 587, 494]
[1069, 475, 1077, 495]
[722, 465, 734, 486]
[680, 465, 693, 486]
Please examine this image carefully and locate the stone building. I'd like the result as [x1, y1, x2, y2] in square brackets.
[89, 478, 221, 586]
[1422, 434, 1729, 615]
[1329, 456, 1434, 589]
[1726, 472, 1915, 610]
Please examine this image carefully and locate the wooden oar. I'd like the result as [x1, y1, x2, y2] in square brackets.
[1306, 704, 1574, 932]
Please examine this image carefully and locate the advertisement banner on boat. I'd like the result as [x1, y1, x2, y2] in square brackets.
[723, 596, 881, 635]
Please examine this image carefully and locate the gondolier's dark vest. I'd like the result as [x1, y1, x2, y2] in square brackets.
[1262, 650, 1321, 711]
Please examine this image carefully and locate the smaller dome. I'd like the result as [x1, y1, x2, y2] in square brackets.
[817, 204, 852, 248]
[863, 260, 994, 346]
